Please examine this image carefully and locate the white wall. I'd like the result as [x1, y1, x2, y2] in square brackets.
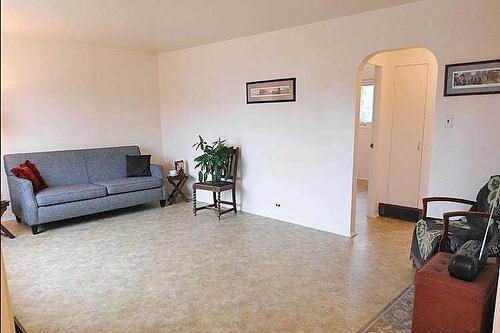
[1, 36, 163, 220]
[158, 0, 500, 237]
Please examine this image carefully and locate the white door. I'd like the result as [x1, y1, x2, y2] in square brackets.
[387, 64, 428, 207]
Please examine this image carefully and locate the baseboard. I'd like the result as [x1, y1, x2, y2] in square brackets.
[378, 203, 421, 222]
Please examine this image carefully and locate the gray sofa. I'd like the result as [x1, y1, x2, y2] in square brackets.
[3, 146, 168, 234]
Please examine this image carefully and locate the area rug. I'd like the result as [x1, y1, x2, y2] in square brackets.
[358, 284, 414, 333]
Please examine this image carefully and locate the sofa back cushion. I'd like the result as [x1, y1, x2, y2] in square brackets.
[4, 150, 89, 186]
[83, 146, 140, 182]
[4, 145, 141, 186]
[10, 160, 48, 192]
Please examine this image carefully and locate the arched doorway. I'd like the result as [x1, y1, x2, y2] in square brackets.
[351, 47, 438, 236]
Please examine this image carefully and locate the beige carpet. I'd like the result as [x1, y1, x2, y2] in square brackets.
[2, 198, 414, 332]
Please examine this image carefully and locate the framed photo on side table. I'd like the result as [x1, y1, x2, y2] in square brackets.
[444, 59, 500, 96]
[174, 160, 185, 174]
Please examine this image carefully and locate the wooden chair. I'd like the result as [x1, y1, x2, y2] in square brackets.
[421, 197, 500, 252]
[192, 147, 239, 220]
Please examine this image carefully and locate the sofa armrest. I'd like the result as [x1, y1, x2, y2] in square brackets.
[150, 164, 165, 180]
[150, 164, 169, 200]
[7, 176, 38, 225]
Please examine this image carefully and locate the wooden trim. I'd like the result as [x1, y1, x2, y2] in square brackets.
[1, 251, 15, 333]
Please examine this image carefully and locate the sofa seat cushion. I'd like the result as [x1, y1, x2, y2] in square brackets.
[36, 184, 107, 206]
[93, 177, 162, 195]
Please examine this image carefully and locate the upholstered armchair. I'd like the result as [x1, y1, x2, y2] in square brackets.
[411, 175, 500, 268]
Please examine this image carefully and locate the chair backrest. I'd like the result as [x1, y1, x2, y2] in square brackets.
[226, 147, 239, 183]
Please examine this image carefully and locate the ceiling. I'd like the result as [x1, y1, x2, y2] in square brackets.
[1, 0, 421, 53]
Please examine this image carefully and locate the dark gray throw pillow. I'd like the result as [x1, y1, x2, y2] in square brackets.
[126, 155, 152, 177]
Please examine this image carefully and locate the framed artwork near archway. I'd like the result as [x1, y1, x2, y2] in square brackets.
[444, 59, 500, 96]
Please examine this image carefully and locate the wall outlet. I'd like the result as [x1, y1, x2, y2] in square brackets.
[275, 203, 281, 208]
[444, 114, 454, 128]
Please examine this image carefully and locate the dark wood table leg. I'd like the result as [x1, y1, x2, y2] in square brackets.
[167, 175, 189, 204]
[15, 316, 27, 333]
[179, 191, 189, 201]
[177, 176, 189, 202]
[167, 177, 178, 203]
[1, 224, 15, 239]
[1, 200, 15, 238]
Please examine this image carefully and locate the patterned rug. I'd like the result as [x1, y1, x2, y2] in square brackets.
[358, 284, 414, 333]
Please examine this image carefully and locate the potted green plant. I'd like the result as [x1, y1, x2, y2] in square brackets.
[193, 136, 233, 183]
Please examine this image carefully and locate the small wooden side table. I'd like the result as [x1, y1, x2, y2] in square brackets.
[167, 174, 189, 204]
[1, 200, 15, 239]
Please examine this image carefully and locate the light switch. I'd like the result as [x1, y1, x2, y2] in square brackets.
[444, 114, 453, 128]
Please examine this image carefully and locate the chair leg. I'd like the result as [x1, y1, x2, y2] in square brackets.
[232, 187, 237, 213]
[217, 192, 221, 220]
[213, 192, 217, 207]
[160, 200, 166, 207]
[193, 189, 197, 216]
[15, 215, 21, 223]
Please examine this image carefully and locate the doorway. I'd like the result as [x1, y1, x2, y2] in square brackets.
[354, 63, 379, 230]
[351, 47, 438, 235]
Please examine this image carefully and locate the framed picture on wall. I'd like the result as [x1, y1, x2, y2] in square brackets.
[246, 78, 296, 104]
[444, 59, 500, 96]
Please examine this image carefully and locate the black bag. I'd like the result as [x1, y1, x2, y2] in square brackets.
[448, 240, 487, 282]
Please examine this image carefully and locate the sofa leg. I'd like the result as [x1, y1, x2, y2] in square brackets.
[15, 215, 21, 223]
[31, 225, 40, 235]
[160, 200, 166, 208]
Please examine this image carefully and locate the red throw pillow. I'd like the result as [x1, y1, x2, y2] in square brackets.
[11, 160, 48, 193]
[23, 160, 47, 188]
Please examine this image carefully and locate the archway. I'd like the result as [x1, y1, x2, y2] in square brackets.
[350, 47, 438, 236]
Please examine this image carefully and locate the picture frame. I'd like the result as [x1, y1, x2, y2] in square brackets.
[174, 160, 185, 173]
[444, 59, 500, 96]
[246, 77, 296, 104]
